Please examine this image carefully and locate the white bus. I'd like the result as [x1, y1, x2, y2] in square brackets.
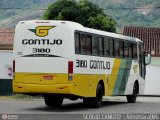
[13, 20, 151, 108]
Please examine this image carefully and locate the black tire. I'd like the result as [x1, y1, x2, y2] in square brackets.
[127, 82, 139, 103]
[83, 84, 103, 108]
[44, 94, 63, 107]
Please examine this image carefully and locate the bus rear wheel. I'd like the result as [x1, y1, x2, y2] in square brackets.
[44, 94, 64, 107]
[127, 82, 139, 103]
[83, 84, 103, 108]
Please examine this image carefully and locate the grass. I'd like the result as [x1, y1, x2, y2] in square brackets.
[0, 94, 33, 100]
[12, 94, 33, 100]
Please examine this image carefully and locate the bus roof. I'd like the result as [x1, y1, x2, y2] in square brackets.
[17, 20, 142, 43]
[84, 27, 142, 43]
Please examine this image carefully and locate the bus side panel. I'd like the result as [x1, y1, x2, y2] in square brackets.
[72, 74, 90, 97]
[88, 74, 108, 97]
[107, 58, 121, 96]
[115, 59, 132, 95]
[73, 56, 114, 97]
[138, 77, 145, 94]
[107, 59, 136, 96]
[71, 74, 108, 97]
[124, 75, 141, 95]
[124, 60, 141, 95]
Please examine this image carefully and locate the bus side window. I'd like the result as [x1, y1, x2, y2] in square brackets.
[98, 37, 104, 56]
[114, 39, 120, 58]
[124, 42, 129, 58]
[104, 37, 109, 57]
[92, 35, 98, 56]
[133, 43, 137, 59]
[86, 35, 92, 55]
[75, 32, 80, 54]
[119, 40, 124, 58]
[109, 39, 114, 57]
[128, 43, 133, 59]
[80, 33, 86, 54]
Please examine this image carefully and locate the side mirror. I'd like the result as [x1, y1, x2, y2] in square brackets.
[145, 53, 151, 65]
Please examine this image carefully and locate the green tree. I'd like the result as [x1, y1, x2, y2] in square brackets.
[44, 0, 116, 32]
[88, 14, 116, 32]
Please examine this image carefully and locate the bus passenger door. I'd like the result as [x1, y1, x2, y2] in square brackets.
[138, 43, 146, 79]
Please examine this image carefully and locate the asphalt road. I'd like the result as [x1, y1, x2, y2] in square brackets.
[0, 96, 160, 120]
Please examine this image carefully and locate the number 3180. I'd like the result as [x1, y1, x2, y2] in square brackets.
[33, 48, 50, 53]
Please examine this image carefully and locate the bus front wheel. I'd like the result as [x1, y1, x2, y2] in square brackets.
[127, 82, 139, 103]
[83, 84, 103, 108]
[44, 94, 64, 107]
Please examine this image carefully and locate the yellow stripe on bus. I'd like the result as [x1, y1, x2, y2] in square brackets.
[107, 58, 121, 95]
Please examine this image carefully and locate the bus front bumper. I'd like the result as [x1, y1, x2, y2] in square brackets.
[13, 82, 74, 94]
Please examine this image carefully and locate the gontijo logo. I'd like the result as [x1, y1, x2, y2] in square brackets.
[29, 26, 55, 37]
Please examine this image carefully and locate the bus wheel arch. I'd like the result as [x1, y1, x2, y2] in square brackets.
[127, 80, 139, 103]
[83, 80, 104, 108]
[98, 80, 105, 96]
[134, 80, 139, 94]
